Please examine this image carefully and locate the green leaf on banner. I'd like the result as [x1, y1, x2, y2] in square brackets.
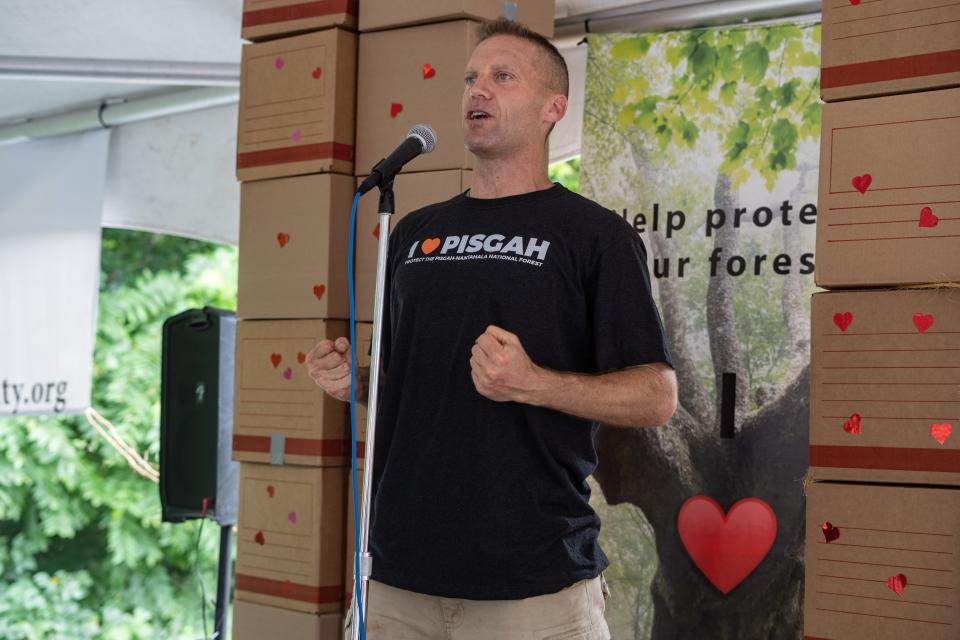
[720, 81, 737, 105]
[611, 37, 652, 60]
[740, 42, 770, 85]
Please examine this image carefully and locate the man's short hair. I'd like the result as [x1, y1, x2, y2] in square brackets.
[476, 18, 569, 98]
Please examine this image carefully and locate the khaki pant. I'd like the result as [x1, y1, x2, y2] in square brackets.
[343, 573, 611, 640]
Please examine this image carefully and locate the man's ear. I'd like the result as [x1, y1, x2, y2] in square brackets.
[544, 93, 568, 127]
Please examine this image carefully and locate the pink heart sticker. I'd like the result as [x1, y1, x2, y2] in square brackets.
[283, 367, 292, 380]
[275, 57, 284, 70]
[292, 129, 302, 142]
[288, 511, 297, 524]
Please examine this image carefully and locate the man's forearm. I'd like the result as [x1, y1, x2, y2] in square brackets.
[519, 363, 677, 427]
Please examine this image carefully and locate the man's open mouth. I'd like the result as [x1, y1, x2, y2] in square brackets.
[467, 110, 491, 120]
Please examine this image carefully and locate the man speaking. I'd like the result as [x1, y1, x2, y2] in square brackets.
[308, 17, 677, 640]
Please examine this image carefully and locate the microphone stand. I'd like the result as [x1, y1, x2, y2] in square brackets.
[350, 180, 394, 640]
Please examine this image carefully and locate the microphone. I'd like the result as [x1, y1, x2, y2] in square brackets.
[357, 124, 437, 195]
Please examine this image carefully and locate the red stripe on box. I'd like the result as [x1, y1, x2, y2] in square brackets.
[232, 434, 366, 458]
[242, 0, 358, 27]
[809, 445, 960, 472]
[236, 574, 343, 604]
[822, 49, 960, 88]
[237, 142, 354, 169]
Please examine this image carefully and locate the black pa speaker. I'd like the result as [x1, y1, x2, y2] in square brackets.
[160, 307, 239, 525]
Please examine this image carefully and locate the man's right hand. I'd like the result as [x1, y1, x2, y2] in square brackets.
[306, 337, 353, 402]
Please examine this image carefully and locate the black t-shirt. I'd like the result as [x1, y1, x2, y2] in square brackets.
[368, 182, 673, 600]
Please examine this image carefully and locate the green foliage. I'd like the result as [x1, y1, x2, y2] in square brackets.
[549, 157, 581, 194]
[598, 22, 821, 190]
[0, 229, 238, 638]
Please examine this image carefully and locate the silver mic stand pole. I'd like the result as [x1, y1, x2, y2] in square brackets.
[350, 181, 394, 640]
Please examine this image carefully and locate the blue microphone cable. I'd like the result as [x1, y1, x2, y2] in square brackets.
[347, 189, 366, 640]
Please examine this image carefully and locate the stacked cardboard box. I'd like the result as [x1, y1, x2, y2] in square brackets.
[231, 11, 366, 639]
[804, 4, 960, 638]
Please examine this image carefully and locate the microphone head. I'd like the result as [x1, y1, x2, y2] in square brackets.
[408, 124, 437, 154]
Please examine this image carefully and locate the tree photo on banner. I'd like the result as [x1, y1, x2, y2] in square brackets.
[580, 21, 821, 639]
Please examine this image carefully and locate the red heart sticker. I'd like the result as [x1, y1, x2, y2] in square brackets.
[283, 367, 292, 380]
[297, 351, 306, 364]
[913, 313, 934, 333]
[422, 63, 436, 79]
[677, 496, 777, 594]
[851, 174, 872, 194]
[842, 413, 862, 435]
[849, 0, 860, 4]
[390, 102, 403, 119]
[919, 207, 939, 228]
[255, 531, 265, 546]
[833, 312, 853, 332]
[313, 284, 326, 300]
[821, 522, 840, 543]
[270, 353, 282, 368]
[311, 67, 322, 80]
[931, 422, 953, 446]
[277, 232, 290, 248]
[266, 485, 275, 498]
[886, 573, 907, 596]
[372, 223, 380, 240]
[421, 238, 441, 255]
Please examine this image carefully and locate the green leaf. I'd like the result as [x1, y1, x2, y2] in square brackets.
[611, 36, 651, 60]
[720, 81, 737, 105]
[740, 42, 770, 85]
[775, 78, 802, 108]
[689, 43, 716, 83]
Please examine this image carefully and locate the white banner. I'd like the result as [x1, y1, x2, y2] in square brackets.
[0, 129, 110, 416]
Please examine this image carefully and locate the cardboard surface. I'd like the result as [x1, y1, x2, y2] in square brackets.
[809, 289, 960, 485]
[354, 170, 473, 321]
[237, 28, 356, 181]
[356, 21, 478, 175]
[232, 599, 343, 639]
[821, 0, 960, 101]
[343, 460, 364, 611]
[358, 0, 555, 37]
[241, 0, 358, 42]
[235, 463, 347, 615]
[238, 173, 357, 320]
[804, 481, 960, 639]
[815, 88, 960, 289]
[232, 319, 354, 466]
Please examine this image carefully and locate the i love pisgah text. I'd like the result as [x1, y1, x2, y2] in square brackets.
[405, 234, 551, 268]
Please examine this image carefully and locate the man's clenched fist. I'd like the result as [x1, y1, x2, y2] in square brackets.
[306, 337, 353, 402]
[469, 325, 543, 403]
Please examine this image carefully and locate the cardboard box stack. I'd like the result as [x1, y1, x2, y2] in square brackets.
[231, 9, 366, 639]
[804, 3, 960, 638]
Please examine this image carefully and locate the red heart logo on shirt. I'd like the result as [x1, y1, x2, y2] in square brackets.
[913, 313, 934, 333]
[919, 207, 939, 228]
[390, 102, 403, 119]
[422, 63, 436, 79]
[821, 522, 840, 543]
[421, 238, 441, 254]
[313, 284, 326, 300]
[833, 312, 853, 332]
[842, 413, 862, 435]
[851, 174, 872, 194]
[931, 423, 952, 445]
[270, 353, 282, 368]
[277, 232, 290, 248]
[887, 573, 907, 596]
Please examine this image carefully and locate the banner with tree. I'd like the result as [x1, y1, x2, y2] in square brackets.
[581, 21, 821, 639]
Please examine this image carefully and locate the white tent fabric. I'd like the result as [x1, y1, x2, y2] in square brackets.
[0, 129, 109, 416]
[102, 103, 240, 246]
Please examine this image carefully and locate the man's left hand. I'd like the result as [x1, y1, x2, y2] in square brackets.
[469, 325, 542, 403]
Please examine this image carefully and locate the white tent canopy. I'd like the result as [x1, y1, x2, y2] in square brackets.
[0, 0, 818, 246]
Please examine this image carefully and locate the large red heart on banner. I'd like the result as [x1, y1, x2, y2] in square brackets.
[678, 496, 778, 594]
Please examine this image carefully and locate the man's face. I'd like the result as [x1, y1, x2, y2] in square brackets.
[462, 35, 556, 159]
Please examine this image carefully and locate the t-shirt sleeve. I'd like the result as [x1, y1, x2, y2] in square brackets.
[589, 231, 674, 373]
